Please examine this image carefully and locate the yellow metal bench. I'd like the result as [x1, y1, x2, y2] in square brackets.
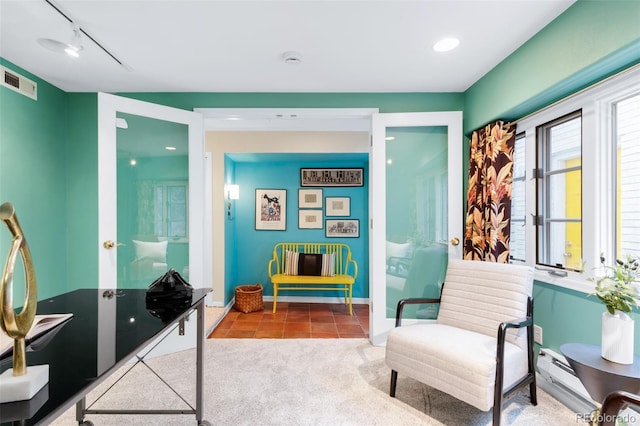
[268, 242, 358, 315]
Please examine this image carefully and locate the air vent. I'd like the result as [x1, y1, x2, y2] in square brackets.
[1, 66, 37, 100]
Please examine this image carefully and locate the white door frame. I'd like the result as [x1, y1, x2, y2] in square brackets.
[197, 108, 377, 307]
[97, 92, 205, 290]
[370, 111, 463, 346]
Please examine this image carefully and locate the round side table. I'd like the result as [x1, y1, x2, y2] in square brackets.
[560, 343, 640, 403]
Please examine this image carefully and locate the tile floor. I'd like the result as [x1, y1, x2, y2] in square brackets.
[208, 301, 369, 339]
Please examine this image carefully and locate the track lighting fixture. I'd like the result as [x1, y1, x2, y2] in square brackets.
[38, 23, 84, 58]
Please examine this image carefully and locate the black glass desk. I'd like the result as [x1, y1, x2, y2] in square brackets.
[0, 288, 211, 425]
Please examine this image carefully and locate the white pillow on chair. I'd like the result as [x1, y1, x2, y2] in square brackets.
[132, 240, 168, 263]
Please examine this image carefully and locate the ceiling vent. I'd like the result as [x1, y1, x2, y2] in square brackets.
[1, 66, 37, 100]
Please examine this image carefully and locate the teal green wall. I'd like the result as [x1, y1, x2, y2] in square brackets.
[118, 92, 463, 114]
[463, 0, 640, 355]
[65, 93, 98, 293]
[464, 0, 640, 134]
[231, 159, 368, 303]
[0, 59, 69, 301]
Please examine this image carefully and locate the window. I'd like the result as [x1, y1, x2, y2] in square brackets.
[513, 66, 640, 291]
[154, 182, 188, 240]
[614, 94, 640, 259]
[509, 133, 526, 263]
[536, 111, 582, 271]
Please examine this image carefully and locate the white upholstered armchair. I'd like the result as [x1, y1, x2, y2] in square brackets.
[385, 259, 537, 426]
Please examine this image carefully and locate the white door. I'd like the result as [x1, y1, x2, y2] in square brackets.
[370, 112, 463, 345]
[97, 93, 205, 291]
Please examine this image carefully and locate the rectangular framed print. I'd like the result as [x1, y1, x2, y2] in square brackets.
[325, 219, 359, 238]
[325, 197, 350, 216]
[298, 209, 323, 229]
[255, 188, 286, 230]
[300, 168, 364, 187]
[298, 188, 323, 208]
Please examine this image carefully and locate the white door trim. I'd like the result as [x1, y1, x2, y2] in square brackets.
[197, 108, 377, 306]
[97, 93, 205, 290]
[369, 111, 463, 346]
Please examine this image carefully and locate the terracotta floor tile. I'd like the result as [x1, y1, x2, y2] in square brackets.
[334, 315, 360, 324]
[309, 314, 335, 323]
[231, 321, 262, 331]
[209, 328, 228, 338]
[286, 313, 310, 322]
[255, 329, 284, 338]
[336, 324, 364, 334]
[311, 331, 340, 338]
[284, 322, 311, 333]
[210, 302, 369, 340]
[225, 329, 256, 338]
[283, 331, 311, 338]
[338, 332, 366, 338]
[311, 323, 338, 333]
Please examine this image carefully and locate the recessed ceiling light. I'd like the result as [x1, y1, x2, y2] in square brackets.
[165, 146, 176, 151]
[433, 37, 460, 53]
[282, 51, 303, 65]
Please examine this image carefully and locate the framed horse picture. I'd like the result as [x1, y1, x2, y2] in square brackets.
[255, 188, 287, 230]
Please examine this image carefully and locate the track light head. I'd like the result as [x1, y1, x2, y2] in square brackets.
[38, 22, 84, 58]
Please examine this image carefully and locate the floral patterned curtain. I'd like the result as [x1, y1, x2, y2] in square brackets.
[463, 120, 515, 263]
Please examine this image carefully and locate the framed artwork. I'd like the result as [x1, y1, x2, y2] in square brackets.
[325, 219, 359, 238]
[300, 168, 364, 187]
[298, 209, 323, 229]
[255, 188, 286, 230]
[298, 188, 323, 208]
[325, 197, 350, 216]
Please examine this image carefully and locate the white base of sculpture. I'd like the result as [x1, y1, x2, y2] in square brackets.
[0, 364, 49, 403]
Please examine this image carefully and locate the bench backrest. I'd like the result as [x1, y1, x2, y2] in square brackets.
[271, 242, 355, 276]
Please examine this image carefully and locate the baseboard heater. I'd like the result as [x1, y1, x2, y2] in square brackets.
[537, 348, 596, 414]
[537, 348, 640, 424]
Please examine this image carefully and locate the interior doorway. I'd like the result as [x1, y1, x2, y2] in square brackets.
[196, 107, 376, 309]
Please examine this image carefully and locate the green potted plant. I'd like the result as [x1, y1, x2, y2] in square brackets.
[590, 254, 640, 364]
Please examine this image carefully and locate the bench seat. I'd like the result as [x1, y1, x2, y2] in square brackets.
[268, 243, 358, 314]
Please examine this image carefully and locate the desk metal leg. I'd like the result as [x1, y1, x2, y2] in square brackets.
[196, 300, 211, 426]
[74, 301, 210, 426]
[75, 397, 93, 425]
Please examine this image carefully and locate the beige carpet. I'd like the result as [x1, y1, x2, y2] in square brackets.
[51, 339, 578, 425]
[205, 306, 226, 335]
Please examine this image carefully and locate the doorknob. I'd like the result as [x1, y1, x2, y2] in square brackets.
[103, 240, 125, 249]
[450, 237, 460, 246]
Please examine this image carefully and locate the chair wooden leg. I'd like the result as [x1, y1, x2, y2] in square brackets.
[390, 370, 398, 397]
[492, 402, 502, 426]
[530, 381, 538, 406]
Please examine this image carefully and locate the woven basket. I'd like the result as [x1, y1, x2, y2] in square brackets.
[234, 283, 264, 313]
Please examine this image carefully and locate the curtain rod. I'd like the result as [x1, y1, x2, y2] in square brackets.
[515, 62, 640, 124]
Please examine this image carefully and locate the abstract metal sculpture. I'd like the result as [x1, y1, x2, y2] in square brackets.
[0, 201, 38, 376]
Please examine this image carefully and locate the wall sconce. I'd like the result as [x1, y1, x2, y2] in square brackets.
[224, 184, 240, 220]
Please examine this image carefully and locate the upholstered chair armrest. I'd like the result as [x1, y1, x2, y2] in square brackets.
[395, 297, 441, 327]
[499, 315, 532, 331]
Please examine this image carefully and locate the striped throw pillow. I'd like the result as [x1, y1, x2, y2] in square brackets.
[284, 251, 300, 275]
[283, 251, 336, 277]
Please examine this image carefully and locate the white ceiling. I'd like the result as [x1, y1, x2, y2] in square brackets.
[0, 0, 575, 94]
